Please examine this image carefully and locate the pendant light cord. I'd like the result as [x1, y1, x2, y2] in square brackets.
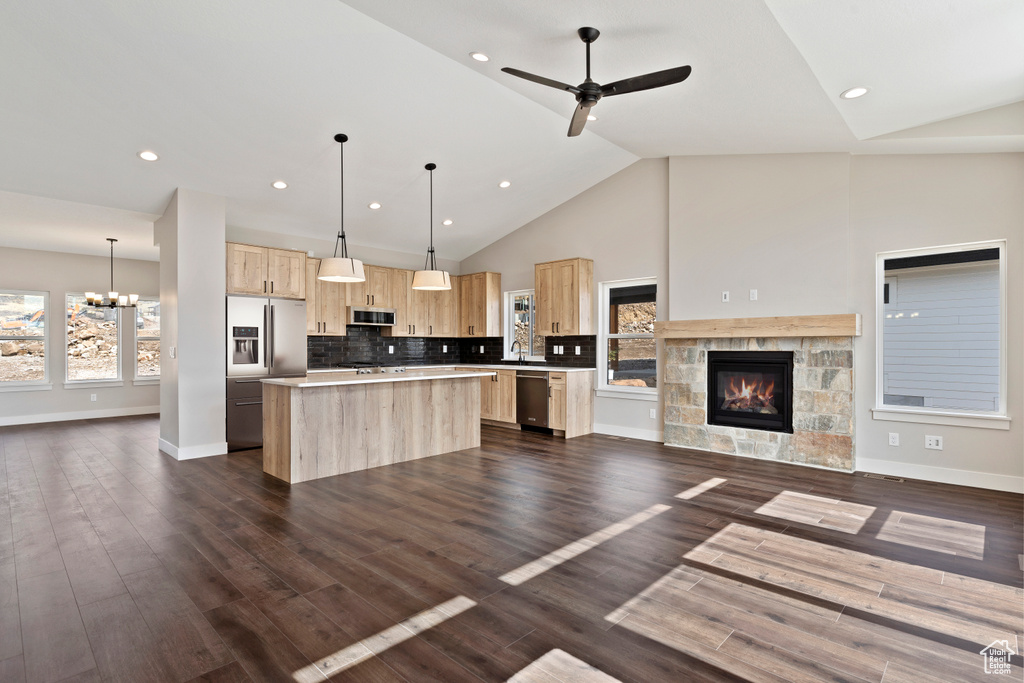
[334, 134, 348, 259]
[424, 163, 436, 271]
[109, 238, 115, 292]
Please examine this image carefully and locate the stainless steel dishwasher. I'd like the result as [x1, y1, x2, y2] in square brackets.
[516, 371, 549, 428]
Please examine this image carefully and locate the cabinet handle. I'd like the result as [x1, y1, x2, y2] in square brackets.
[429, 325, 432, 335]
[552, 323, 555, 333]
[270, 281, 274, 294]
[317, 322, 320, 333]
[548, 386, 551, 397]
[264, 280, 267, 293]
[371, 295, 375, 305]
[413, 325, 416, 334]
[556, 322, 559, 333]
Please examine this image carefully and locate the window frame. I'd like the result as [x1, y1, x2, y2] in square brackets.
[133, 296, 160, 383]
[872, 239, 1009, 429]
[503, 289, 545, 362]
[0, 289, 51, 391]
[64, 292, 123, 387]
[598, 277, 658, 400]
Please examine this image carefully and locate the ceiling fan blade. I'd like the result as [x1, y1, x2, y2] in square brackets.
[501, 67, 581, 94]
[567, 101, 591, 137]
[601, 65, 691, 97]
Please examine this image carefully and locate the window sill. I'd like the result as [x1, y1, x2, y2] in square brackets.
[597, 388, 658, 402]
[0, 382, 52, 393]
[64, 380, 124, 389]
[133, 377, 160, 386]
[871, 407, 1010, 431]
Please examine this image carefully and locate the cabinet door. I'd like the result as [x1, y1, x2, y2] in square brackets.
[368, 266, 391, 307]
[411, 287, 430, 336]
[548, 373, 567, 430]
[430, 285, 457, 337]
[319, 279, 347, 335]
[555, 259, 578, 335]
[226, 243, 268, 295]
[387, 269, 413, 337]
[535, 263, 555, 336]
[497, 370, 516, 423]
[482, 272, 502, 337]
[306, 259, 320, 334]
[480, 375, 495, 420]
[459, 273, 479, 336]
[267, 248, 306, 299]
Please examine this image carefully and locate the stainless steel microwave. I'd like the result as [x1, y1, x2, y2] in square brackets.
[348, 306, 397, 326]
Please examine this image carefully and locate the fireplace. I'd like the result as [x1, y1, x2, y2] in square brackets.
[707, 351, 793, 433]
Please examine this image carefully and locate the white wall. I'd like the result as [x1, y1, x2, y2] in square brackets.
[460, 158, 670, 440]
[0, 246, 160, 424]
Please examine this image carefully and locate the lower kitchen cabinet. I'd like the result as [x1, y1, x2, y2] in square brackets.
[550, 371, 594, 438]
[480, 369, 516, 423]
[548, 372, 567, 430]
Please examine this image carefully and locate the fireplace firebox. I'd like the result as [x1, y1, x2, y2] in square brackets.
[707, 351, 793, 433]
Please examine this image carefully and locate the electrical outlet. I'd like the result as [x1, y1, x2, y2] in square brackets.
[169, 346, 176, 359]
[479, 345, 484, 353]
[750, 289, 758, 301]
[388, 345, 394, 354]
[442, 345, 447, 353]
[888, 432, 899, 446]
[575, 346, 581, 355]
[90, 394, 97, 402]
[722, 291, 730, 303]
[925, 435, 943, 450]
[649, 408, 656, 419]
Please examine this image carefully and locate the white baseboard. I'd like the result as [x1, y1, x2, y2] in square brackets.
[0, 405, 159, 427]
[595, 423, 663, 442]
[856, 458, 1024, 494]
[158, 438, 227, 461]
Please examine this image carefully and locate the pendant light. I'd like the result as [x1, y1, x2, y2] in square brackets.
[318, 133, 366, 283]
[85, 238, 138, 308]
[412, 163, 451, 291]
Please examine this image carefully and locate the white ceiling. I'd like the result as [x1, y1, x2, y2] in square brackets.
[0, 0, 1021, 263]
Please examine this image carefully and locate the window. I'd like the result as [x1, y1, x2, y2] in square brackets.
[0, 290, 48, 385]
[66, 293, 121, 382]
[877, 240, 1006, 419]
[600, 278, 657, 395]
[135, 298, 160, 379]
[504, 290, 544, 361]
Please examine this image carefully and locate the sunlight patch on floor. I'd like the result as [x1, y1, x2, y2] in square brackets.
[675, 477, 727, 500]
[499, 504, 672, 586]
[507, 649, 623, 683]
[291, 595, 477, 680]
[877, 510, 986, 559]
[754, 490, 875, 533]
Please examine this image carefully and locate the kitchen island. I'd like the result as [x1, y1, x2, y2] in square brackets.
[261, 368, 495, 483]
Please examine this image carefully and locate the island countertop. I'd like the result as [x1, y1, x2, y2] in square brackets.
[262, 367, 496, 388]
[305, 363, 596, 375]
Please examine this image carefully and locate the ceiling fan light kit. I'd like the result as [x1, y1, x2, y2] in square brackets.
[85, 238, 137, 308]
[502, 26, 692, 137]
[412, 162, 452, 291]
[318, 133, 366, 283]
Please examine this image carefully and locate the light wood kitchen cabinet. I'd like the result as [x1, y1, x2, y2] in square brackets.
[428, 284, 458, 337]
[386, 269, 428, 337]
[548, 372, 567, 430]
[305, 259, 346, 336]
[458, 272, 501, 337]
[226, 242, 306, 299]
[552, 370, 594, 438]
[346, 265, 391, 307]
[480, 369, 516, 423]
[535, 257, 593, 336]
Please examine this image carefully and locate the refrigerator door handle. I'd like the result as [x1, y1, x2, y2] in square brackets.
[269, 305, 275, 369]
[263, 305, 269, 368]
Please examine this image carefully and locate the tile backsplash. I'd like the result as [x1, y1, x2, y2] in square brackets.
[307, 327, 596, 368]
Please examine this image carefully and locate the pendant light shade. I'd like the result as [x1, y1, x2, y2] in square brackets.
[412, 162, 451, 291]
[86, 238, 137, 308]
[319, 133, 366, 283]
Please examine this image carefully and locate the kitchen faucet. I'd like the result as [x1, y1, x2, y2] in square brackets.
[510, 340, 526, 364]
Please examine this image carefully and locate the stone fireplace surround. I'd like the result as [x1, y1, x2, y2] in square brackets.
[655, 315, 860, 472]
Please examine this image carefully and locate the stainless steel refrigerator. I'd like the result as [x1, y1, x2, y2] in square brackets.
[226, 295, 307, 451]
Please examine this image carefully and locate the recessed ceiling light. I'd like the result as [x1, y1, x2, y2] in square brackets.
[498, 180, 511, 189]
[442, 219, 453, 226]
[368, 202, 381, 210]
[470, 52, 489, 62]
[840, 87, 869, 100]
[272, 180, 288, 189]
[587, 114, 598, 122]
[138, 150, 159, 161]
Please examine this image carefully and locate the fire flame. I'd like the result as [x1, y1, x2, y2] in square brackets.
[725, 376, 774, 405]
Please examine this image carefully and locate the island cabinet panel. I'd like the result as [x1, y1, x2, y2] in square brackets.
[535, 257, 593, 336]
[346, 265, 391, 307]
[305, 259, 346, 336]
[227, 242, 306, 299]
[263, 376, 482, 484]
[459, 272, 501, 337]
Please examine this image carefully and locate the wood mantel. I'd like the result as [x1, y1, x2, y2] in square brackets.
[654, 314, 861, 339]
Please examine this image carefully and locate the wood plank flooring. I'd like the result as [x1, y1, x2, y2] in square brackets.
[0, 415, 1021, 682]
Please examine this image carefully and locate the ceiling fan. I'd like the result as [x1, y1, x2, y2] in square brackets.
[502, 27, 692, 137]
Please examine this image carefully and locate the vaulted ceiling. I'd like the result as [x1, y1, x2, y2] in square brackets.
[0, 0, 1021, 262]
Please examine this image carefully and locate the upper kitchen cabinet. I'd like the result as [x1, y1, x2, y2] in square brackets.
[385, 269, 427, 337]
[305, 259, 346, 336]
[429, 283, 458, 337]
[346, 265, 391, 308]
[458, 272, 501, 337]
[226, 242, 306, 299]
[535, 257, 593, 336]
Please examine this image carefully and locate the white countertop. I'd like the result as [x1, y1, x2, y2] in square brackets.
[307, 363, 595, 375]
[263, 367, 497, 388]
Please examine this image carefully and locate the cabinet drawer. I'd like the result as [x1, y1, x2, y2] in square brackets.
[549, 372, 566, 384]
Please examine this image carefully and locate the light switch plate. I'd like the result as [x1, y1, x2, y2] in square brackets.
[479, 345, 484, 353]
[722, 291, 730, 303]
[575, 346, 581, 355]
[442, 345, 447, 353]
[925, 435, 943, 450]
[649, 408, 656, 419]
[169, 346, 176, 359]
[388, 345, 394, 354]
[750, 289, 758, 301]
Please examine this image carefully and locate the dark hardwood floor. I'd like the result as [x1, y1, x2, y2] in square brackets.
[0, 416, 1021, 682]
